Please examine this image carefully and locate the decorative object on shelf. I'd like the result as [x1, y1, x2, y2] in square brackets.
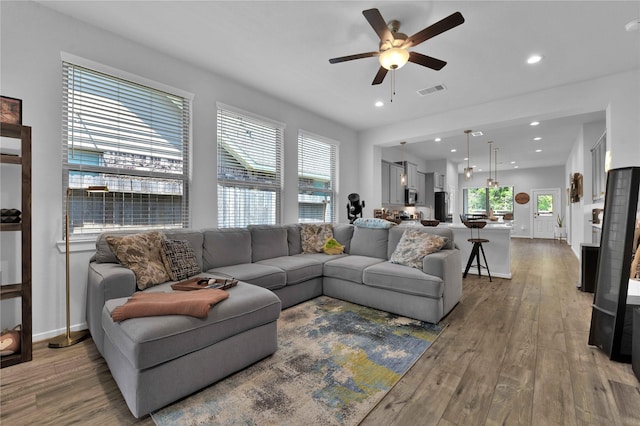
[49, 185, 109, 348]
[592, 208, 603, 224]
[0, 96, 22, 124]
[515, 192, 530, 205]
[570, 172, 583, 202]
[0, 325, 21, 356]
[463, 130, 473, 181]
[346, 193, 365, 224]
[486, 141, 494, 187]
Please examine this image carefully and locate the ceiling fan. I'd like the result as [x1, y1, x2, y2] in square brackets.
[329, 8, 465, 85]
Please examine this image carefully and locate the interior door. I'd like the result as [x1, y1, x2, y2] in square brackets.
[531, 188, 561, 239]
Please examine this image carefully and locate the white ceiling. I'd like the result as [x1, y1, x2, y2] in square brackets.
[37, 1, 640, 171]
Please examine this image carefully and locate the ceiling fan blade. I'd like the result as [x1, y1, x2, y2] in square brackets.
[404, 11, 464, 48]
[408, 51, 447, 70]
[363, 8, 393, 43]
[329, 52, 379, 64]
[372, 67, 388, 85]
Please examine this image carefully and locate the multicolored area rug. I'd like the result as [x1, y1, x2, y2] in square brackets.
[151, 296, 445, 426]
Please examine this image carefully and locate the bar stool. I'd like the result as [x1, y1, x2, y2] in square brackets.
[463, 221, 492, 282]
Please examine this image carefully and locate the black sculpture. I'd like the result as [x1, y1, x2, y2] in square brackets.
[347, 193, 365, 224]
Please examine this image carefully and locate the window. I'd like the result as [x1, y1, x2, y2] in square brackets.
[62, 61, 191, 237]
[463, 186, 514, 217]
[298, 131, 338, 223]
[217, 104, 284, 227]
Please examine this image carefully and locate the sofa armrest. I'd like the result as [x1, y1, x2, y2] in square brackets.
[87, 262, 136, 355]
[422, 249, 463, 316]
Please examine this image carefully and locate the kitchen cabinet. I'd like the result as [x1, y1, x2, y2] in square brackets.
[389, 162, 405, 204]
[434, 172, 445, 191]
[416, 171, 426, 206]
[1, 123, 32, 368]
[405, 162, 418, 189]
[381, 161, 390, 204]
[381, 161, 405, 206]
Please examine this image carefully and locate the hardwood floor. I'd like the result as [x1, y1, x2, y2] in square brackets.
[1, 239, 639, 425]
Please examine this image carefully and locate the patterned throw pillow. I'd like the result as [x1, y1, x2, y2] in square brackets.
[106, 231, 170, 290]
[300, 224, 334, 254]
[389, 229, 449, 269]
[160, 239, 201, 281]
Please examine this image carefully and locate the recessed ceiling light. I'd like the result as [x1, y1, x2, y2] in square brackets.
[530, 121, 540, 126]
[471, 131, 483, 137]
[463, 157, 468, 161]
[434, 137, 441, 142]
[514, 166, 519, 169]
[535, 149, 542, 153]
[527, 54, 543, 64]
[451, 149, 457, 152]
[374, 101, 384, 107]
[510, 161, 516, 164]
[534, 137, 542, 141]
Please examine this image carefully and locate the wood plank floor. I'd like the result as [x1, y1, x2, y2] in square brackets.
[2, 238, 639, 425]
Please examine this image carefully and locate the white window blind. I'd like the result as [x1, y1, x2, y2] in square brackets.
[62, 62, 191, 237]
[217, 105, 284, 227]
[298, 131, 338, 223]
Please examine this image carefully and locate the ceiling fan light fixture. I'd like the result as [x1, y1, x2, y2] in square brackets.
[379, 47, 409, 70]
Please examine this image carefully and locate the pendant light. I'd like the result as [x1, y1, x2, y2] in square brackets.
[486, 141, 494, 187]
[463, 130, 473, 181]
[493, 147, 500, 188]
[400, 141, 407, 186]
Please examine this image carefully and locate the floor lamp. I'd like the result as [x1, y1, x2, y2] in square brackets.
[49, 185, 108, 348]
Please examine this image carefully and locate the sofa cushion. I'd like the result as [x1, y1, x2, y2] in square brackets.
[332, 223, 354, 254]
[389, 229, 448, 269]
[363, 261, 444, 299]
[291, 252, 348, 264]
[349, 227, 388, 259]
[102, 282, 281, 370]
[202, 228, 252, 270]
[206, 263, 286, 290]
[387, 226, 454, 259]
[286, 224, 302, 255]
[257, 256, 323, 285]
[323, 255, 385, 284]
[248, 225, 289, 262]
[106, 231, 170, 290]
[160, 239, 202, 281]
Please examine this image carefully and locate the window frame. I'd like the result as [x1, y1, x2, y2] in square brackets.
[297, 130, 339, 224]
[462, 185, 514, 218]
[61, 53, 193, 238]
[216, 102, 285, 228]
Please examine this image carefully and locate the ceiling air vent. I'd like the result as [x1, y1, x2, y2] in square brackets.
[417, 84, 447, 96]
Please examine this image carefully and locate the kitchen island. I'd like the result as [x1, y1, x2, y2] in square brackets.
[448, 223, 512, 279]
[396, 221, 513, 278]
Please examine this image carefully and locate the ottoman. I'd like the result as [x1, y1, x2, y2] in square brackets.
[101, 282, 281, 418]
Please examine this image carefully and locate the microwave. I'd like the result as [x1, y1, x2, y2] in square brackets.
[405, 188, 417, 206]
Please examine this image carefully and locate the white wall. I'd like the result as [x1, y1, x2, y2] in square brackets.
[0, 1, 358, 340]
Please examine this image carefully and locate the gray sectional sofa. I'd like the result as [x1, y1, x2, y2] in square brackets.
[87, 222, 462, 417]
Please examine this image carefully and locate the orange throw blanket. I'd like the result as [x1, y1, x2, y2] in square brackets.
[111, 289, 229, 322]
